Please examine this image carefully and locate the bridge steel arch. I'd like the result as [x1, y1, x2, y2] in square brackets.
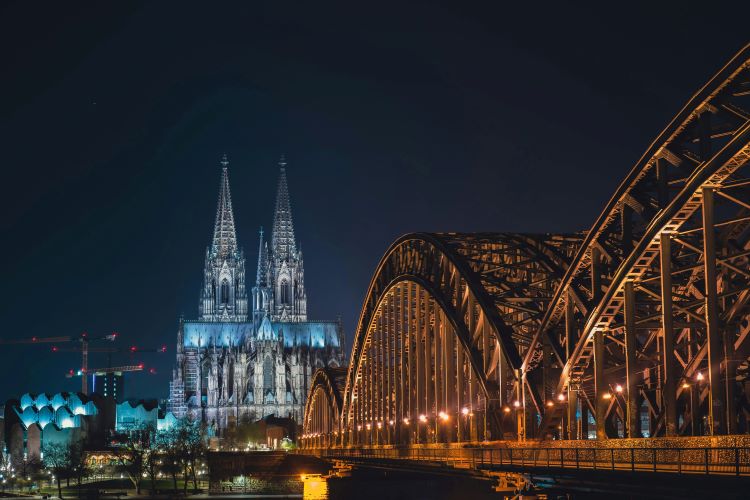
[338, 233, 579, 446]
[525, 43, 750, 441]
[301, 367, 347, 448]
[303, 44, 750, 446]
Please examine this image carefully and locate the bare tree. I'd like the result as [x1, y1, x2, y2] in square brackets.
[144, 446, 160, 496]
[116, 429, 152, 495]
[159, 427, 182, 492]
[43, 444, 69, 499]
[66, 442, 89, 498]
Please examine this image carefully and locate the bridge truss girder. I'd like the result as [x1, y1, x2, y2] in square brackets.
[302, 44, 750, 447]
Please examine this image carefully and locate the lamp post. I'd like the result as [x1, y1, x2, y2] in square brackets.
[418, 414, 427, 444]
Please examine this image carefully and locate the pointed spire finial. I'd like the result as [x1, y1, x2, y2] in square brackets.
[271, 158, 296, 261]
[211, 156, 238, 257]
[256, 226, 267, 286]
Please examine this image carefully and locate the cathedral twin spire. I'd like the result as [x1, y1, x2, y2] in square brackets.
[212, 154, 238, 258]
[271, 156, 297, 262]
[202, 154, 306, 324]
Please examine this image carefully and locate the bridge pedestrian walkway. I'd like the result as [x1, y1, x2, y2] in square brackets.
[300, 442, 750, 477]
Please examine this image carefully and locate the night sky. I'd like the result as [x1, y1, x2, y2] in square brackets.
[1, 1, 748, 401]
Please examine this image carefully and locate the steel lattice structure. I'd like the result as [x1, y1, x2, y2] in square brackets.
[302, 44, 750, 446]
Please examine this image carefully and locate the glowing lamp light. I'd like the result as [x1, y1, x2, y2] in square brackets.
[682, 382, 690, 389]
[357, 425, 362, 431]
[438, 411, 449, 422]
[557, 394, 565, 402]
[696, 372, 704, 381]
[461, 407, 469, 416]
[513, 400, 521, 408]
[615, 384, 623, 393]
[602, 393, 612, 400]
[418, 414, 427, 423]
[365, 423, 372, 430]
[376, 422, 382, 429]
[389, 419, 395, 426]
[503, 406, 511, 413]
[546, 401, 554, 407]
[403, 418, 410, 425]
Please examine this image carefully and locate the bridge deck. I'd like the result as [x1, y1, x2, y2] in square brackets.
[301, 444, 750, 477]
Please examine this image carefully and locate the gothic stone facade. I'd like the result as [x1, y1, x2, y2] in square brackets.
[168, 156, 344, 432]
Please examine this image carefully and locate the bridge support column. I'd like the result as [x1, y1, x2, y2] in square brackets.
[702, 188, 726, 435]
[433, 302, 442, 440]
[423, 293, 433, 443]
[444, 310, 456, 442]
[469, 361, 478, 441]
[624, 281, 639, 438]
[565, 292, 579, 439]
[594, 329, 608, 439]
[567, 387, 578, 440]
[659, 233, 678, 436]
[457, 349, 466, 442]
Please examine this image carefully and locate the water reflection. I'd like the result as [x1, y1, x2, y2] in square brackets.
[301, 474, 328, 499]
[301, 468, 504, 500]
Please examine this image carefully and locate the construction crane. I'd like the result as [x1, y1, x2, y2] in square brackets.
[66, 364, 145, 378]
[54, 344, 166, 394]
[0, 332, 117, 393]
[66, 364, 147, 401]
[0, 332, 167, 394]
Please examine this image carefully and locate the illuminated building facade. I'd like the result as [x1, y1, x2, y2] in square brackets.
[168, 156, 344, 432]
[3, 392, 103, 463]
[91, 372, 124, 403]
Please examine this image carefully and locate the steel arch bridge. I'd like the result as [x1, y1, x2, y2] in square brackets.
[302, 44, 750, 447]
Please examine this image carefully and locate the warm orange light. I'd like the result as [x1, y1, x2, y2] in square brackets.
[513, 400, 521, 408]
[357, 425, 362, 431]
[461, 407, 470, 416]
[696, 372, 704, 381]
[389, 419, 395, 426]
[403, 418, 410, 425]
[503, 406, 511, 413]
[682, 382, 690, 389]
[546, 401, 554, 407]
[365, 423, 371, 430]
[557, 394, 565, 402]
[418, 414, 427, 423]
[438, 411, 449, 422]
[615, 384, 623, 393]
[602, 393, 612, 400]
[376, 422, 382, 429]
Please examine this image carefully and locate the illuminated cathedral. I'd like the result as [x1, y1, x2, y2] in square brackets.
[168, 155, 344, 431]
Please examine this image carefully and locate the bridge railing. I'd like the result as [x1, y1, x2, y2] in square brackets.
[299, 446, 750, 476]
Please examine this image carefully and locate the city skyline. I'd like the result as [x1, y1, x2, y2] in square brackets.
[2, 2, 750, 401]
